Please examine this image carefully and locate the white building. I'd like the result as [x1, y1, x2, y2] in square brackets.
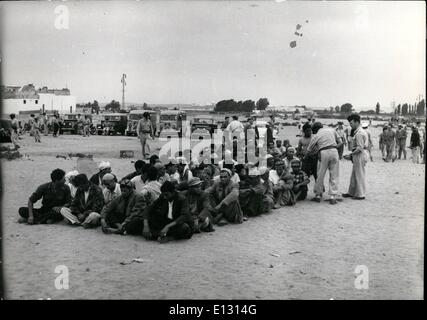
[1, 84, 76, 116]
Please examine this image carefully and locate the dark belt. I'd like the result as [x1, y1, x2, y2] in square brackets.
[319, 145, 337, 152]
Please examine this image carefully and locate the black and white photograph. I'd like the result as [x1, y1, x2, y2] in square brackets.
[0, 0, 425, 302]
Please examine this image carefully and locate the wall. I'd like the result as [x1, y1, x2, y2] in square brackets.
[1, 95, 76, 115]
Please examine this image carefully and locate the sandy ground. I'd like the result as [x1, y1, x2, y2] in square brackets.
[1, 126, 424, 300]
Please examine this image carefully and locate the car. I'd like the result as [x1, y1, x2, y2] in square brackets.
[97, 113, 128, 135]
[190, 116, 218, 135]
[61, 113, 80, 134]
[159, 110, 187, 137]
[61, 113, 95, 135]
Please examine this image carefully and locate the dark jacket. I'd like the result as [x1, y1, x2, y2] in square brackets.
[29, 182, 71, 210]
[181, 190, 213, 218]
[120, 171, 139, 182]
[70, 183, 104, 218]
[142, 192, 193, 231]
[410, 130, 421, 148]
[205, 180, 239, 206]
[101, 190, 147, 225]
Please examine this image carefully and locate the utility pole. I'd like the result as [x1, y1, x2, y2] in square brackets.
[121, 74, 127, 110]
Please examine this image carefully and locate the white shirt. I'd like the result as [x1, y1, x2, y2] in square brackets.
[170, 172, 180, 182]
[131, 175, 146, 193]
[168, 201, 174, 220]
[269, 170, 280, 185]
[103, 183, 121, 204]
[67, 183, 78, 199]
[226, 120, 244, 133]
[84, 190, 89, 204]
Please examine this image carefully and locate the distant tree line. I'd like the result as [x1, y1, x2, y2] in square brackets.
[104, 100, 121, 112]
[394, 99, 425, 117]
[76, 100, 100, 114]
[323, 103, 354, 114]
[214, 98, 269, 112]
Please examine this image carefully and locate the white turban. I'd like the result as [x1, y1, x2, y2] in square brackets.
[98, 161, 111, 171]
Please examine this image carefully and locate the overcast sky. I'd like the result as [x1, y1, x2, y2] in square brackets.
[0, 0, 425, 111]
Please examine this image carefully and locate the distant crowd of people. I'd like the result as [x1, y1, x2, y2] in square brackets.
[18, 113, 387, 243]
[9, 112, 93, 149]
[378, 121, 426, 164]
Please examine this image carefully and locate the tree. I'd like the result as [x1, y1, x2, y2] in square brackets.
[256, 98, 270, 110]
[419, 99, 427, 116]
[142, 102, 148, 110]
[92, 100, 99, 114]
[105, 100, 121, 112]
[214, 99, 255, 112]
[375, 102, 380, 114]
[396, 104, 401, 115]
[401, 103, 408, 116]
[329, 107, 334, 113]
[335, 106, 340, 113]
[340, 103, 353, 113]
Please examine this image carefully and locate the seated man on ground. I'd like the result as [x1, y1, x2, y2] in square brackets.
[120, 160, 146, 182]
[65, 170, 79, 199]
[18, 169, 71, 225]
[155, 162, 170, 184]
[138, 166, 162, 205]
[90, 161, 116, 187]
[199, 164, 215, 190]
[270, 160, 295, 208]
[235, 164, 248, 185]
[259, 166, 274, 213]
[265, 154, 275, 170]
[205, 168, 243, 226]
[239, 165, 265, 218]
[61, 174, 105, 228]
[131, 162, 150, 193]
[177, 157, 193, 182]
[100, 179, 147, 235]
[214, 163, 240, 185]
[140, 181, 194, 243]
[165, 159, 180, 184]
[102, 173, 121, 205]
[182, 177, 215, 233]
[290, 159, 310, 201]
[283, 146, 296, 171]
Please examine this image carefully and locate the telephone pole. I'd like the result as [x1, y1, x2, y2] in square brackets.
[121, 74, 127, 110]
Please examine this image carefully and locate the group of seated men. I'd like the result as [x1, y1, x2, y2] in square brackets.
[18, 139, 312, 243]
